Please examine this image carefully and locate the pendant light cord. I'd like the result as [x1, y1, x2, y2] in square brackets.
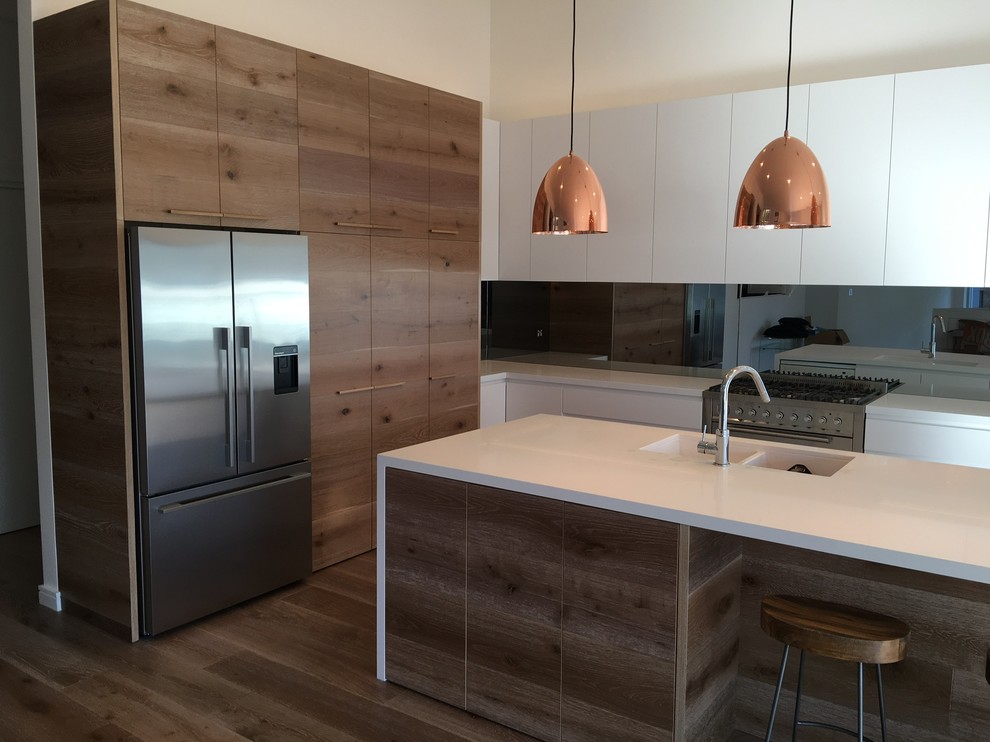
[570, 0, 576, 153]
[785, 0, 794, 135]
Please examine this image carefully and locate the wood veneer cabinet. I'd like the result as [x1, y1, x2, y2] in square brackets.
[117, 0, 299, 229]
[383, 469, 740, 741]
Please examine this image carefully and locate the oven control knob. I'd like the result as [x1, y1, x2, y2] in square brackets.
[790, 413, 799, 422]
[748, 409, 757, 417]
[804, 414, 813, 423]
[734, 407, 744, 416]
[818, 416, 828, 425]
[776, 411, 784, 420]
[761, 410, 770, 418]
[834, 417, 843, 426]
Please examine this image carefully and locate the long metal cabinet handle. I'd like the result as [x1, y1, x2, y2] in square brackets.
[222, 212, 268, 221]
[336, 385, 375, 395]
[241, 326, 256, 463]
[429, 228, 459, 235]
[219, 327, 235, 468]
[156, 471, 312, 514]
[429, 374, 456, 381]
[168, 208, 223, 218]
[373, 382, 405, 390]
[333, 221, 403, 231]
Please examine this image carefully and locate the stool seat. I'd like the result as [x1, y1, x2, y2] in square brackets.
[761, 594, 910, 665]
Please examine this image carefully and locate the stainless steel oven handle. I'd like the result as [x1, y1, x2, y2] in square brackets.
[728, 423, 834, 446]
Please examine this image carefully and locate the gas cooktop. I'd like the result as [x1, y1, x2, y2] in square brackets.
[704, 370, 901, 406]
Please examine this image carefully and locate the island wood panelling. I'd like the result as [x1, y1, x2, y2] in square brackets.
[35, 0, 481, 637]
[738, 538, 990, 741]
[34, 0, 137, 640]
[383, 469, 742, 741]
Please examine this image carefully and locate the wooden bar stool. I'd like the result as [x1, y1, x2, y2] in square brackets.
[760, 594, 910, 742]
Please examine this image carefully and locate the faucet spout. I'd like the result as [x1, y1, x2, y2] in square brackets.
[706, 365, 770, 466]
[929, 314, 946, 359]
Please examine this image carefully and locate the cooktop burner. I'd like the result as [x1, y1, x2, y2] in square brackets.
[704, 370, 901, 406]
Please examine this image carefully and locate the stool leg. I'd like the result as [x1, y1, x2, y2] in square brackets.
[876, 664, 888, 742]
[791, 649, 806, 742]
[765, 644, 790, 742]
[857, 662, 864, 742]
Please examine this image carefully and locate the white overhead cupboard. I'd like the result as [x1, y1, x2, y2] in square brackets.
[496, 63, 990, 288]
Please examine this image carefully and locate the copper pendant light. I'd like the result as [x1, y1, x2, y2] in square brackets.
[532, 0, 608, 235]
[734, 0, 830, 229]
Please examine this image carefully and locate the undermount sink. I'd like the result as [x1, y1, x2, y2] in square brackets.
[640, 433, 854, 477]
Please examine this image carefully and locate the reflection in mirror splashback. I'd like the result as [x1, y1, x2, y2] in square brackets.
[482, 282, 990, 376]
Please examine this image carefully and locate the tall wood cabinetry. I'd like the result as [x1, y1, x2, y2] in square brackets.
[35, 0, 481, 636]
[298, 54, 480, 570]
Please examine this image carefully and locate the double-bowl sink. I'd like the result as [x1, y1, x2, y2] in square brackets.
[640, 433, 853, 477]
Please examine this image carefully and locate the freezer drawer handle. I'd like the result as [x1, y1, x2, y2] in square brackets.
[332, 221, 403, 232]
[219, 327, 235, 468]
[156, 472, 312, 514]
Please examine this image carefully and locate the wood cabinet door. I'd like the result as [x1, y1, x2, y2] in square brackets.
[428, 89, 481, 242]
[216, 27, 299, 230]
[308, 233, 374, 570]
[466, 485, 563, 741]
[561, 504, 679, 741]
[298, 52, 371, 234]
[371, 237, 430, 458]
[116, 0, 220, 225]
[385, 469, 466, 708]
[429, 240, 479, 440]
[370, 73, 430, 237]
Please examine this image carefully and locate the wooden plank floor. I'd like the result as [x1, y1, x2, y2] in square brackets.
[0, 527, 761, 741]
[0, 527, 534, 741]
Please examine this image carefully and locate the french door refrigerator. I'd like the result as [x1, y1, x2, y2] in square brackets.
[127, 225, 311, 635]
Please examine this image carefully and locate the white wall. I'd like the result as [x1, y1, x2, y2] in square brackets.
[32, 0, 492, 111]
[490, 0, 990, 120]
[1, 0, 39, 535]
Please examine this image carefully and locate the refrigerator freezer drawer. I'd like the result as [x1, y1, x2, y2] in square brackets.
[140, 469, 311, 635]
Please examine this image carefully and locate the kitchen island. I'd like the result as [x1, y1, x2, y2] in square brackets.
[377, 415, 990, 740]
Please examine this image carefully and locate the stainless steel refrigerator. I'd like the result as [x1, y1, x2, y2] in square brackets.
[127, 225, 311, 636]
[684, 283, 726, 368]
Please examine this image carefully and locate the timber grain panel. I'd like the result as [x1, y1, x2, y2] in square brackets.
[308, 233, 374, 568]
[298, 51, 371, 233]
[34, 1, 136, 639]
[428, 88, 481, 241]
[116, 0, 221, 225]
[738, 538, 990, 741]
[561, 504, 679, 741]
[384, 469, 467, 710]
[466, 486, 563, 741]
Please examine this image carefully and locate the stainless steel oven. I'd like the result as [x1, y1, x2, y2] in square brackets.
[701, 372, 900, 452]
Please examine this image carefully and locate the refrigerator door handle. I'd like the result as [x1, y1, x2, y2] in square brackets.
[219, 327, 235, 468]
[238, 325, 257, 463]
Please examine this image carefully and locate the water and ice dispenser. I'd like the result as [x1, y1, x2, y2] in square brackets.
[273, 345, 299, 395]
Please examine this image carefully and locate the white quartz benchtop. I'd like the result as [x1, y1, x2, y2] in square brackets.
[481, 359, 718, 396]
[379, 414, 990, 585]
[777, 343, 990, 374]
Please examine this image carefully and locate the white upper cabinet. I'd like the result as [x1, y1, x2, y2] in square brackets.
[800, 75, 894, 286]
[498, 118, 533, 280]
[884, 64, 990, 287]
[654, 94, 731, 283]
[725, 85, 809, 285]
[587, 104, 657, 283]
[530, 112, 590, 281]
[481, 118, 500, 281]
